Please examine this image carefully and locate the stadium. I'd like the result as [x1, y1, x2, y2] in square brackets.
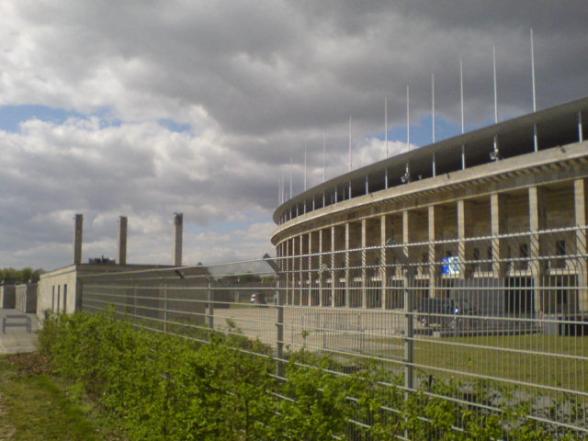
[271, 97, 588, 329]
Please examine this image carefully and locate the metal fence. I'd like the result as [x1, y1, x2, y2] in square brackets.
[79, 225, 588, 439]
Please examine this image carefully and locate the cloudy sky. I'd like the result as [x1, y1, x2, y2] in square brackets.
[0, 1, 586, 270]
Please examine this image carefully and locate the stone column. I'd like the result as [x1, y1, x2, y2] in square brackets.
[173, 213, 183, 267]
[290, 238, 296, 305]
[74, 214, 83, 265]
[345, 222, 351, 308]
[381, 215, 387, 310]
[575, 179, 588, 311]
[529, 186, 544, 314]
[118, 216, 128, 266]
[402, 211, 410, 261]
[361, 218, 367, 309]
[331, 226, 336, 307]
[299, 235, 304, 306]
[428, 206, 437, 298]
[457, 200, 467, 279]
[490, 193, 504, 277]
[285, 239, 290, 304]
[291, 237, 296, 305]
[276, 242, 281, 270]
[402, 211, 410, 304]
[308, 233, 313, 306]
[318, 229, 323, 307]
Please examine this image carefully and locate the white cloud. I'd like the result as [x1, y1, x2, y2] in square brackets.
[0, 118, 280, 268]
[354, 138, 411, 169]
[0, 0, 586, 269]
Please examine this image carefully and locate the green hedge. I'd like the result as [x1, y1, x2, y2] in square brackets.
[38, 312, 581, 441]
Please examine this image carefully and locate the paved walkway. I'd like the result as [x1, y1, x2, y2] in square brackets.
[0, 309, 39, 354]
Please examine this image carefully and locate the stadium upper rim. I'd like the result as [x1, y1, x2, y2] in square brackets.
[272, 96, 588, 225]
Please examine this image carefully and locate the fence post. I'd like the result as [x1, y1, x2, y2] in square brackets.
[77, 278, 83, 312]
[276, 278, 284, 378]
[207, 278, 214, 333]
[163, 284, 168, 334]
[404, 268, 414, 391]
[403, 265, 415, 441]
[133, 285, 137, 319]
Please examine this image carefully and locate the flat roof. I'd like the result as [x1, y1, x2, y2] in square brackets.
[40, 262, 177, 279]
[273, 96, 588, 224]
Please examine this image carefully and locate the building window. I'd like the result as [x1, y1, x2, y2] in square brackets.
[472, 247, 480, 272]
[51, 286, 55, 312]
[63, 284, 68, 313]
[517, 243, 529, 270]
[473, 248, 480, 260]
[553, 240, 567, 269]
[556, 240, 566, 255]
[485, 246, 493, 271]
[420, 253, 429, 276]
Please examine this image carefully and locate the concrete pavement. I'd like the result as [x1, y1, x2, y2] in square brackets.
[0, 309, 39, 354]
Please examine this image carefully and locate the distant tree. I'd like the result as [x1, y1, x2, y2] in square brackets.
[31, 269, 45, 283]
[21, 267, 33, 282]
[0, 267, 45, 284]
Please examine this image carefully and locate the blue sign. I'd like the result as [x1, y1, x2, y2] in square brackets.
[441, 256, 460, 275]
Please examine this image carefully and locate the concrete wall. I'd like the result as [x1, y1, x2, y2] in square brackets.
[273, 144, 588, 314]
[15, 283, 38, 313]
[0, 285, 16, 309]
[0, 285, 15, 309]
[37, 263, 199, 322]
[37, 265, 78, 320]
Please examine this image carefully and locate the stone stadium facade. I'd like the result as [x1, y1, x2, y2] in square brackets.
[272, 97, 588, 320]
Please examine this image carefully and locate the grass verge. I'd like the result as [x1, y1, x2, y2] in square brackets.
[0, 353, 125, 441]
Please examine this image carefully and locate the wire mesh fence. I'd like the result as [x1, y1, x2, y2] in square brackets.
[79, 225, 588, 439]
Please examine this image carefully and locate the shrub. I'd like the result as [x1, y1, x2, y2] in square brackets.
[39, 312, 583, 441]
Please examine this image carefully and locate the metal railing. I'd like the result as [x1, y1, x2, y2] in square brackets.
[79, 225, 588, 439]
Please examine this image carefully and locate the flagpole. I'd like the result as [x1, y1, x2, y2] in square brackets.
[460, 58, 466, 169]
[493, 45, 498, 125]
[492, 45, 499, 159]
[322, 133, 326, 182]
[531, 28, 538, 152]
[348, 116, 352, 171]
[406, 85, 410, 151]
[431, 73, 436, 143]
[289, 157, 293, 198]
[385, 96, 389, 157]
[304, 145, 307, 191]
[460, 58, 464, 134]
[531, 28, 537, 113]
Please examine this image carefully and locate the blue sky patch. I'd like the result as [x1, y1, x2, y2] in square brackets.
[372, 114, 500, 148]
[0, 104, 126, 132]
[158, 118, 192, 133]
[0, 104, 193, 142]
[0, 104, 84, 132]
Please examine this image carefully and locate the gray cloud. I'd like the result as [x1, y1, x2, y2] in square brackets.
[0, 1, 586, 268]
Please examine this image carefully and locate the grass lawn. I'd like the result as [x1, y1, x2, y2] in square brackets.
[0, 354, 125, 441]
[360, 334, 588, 392]
[413, 335, 588, 392]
